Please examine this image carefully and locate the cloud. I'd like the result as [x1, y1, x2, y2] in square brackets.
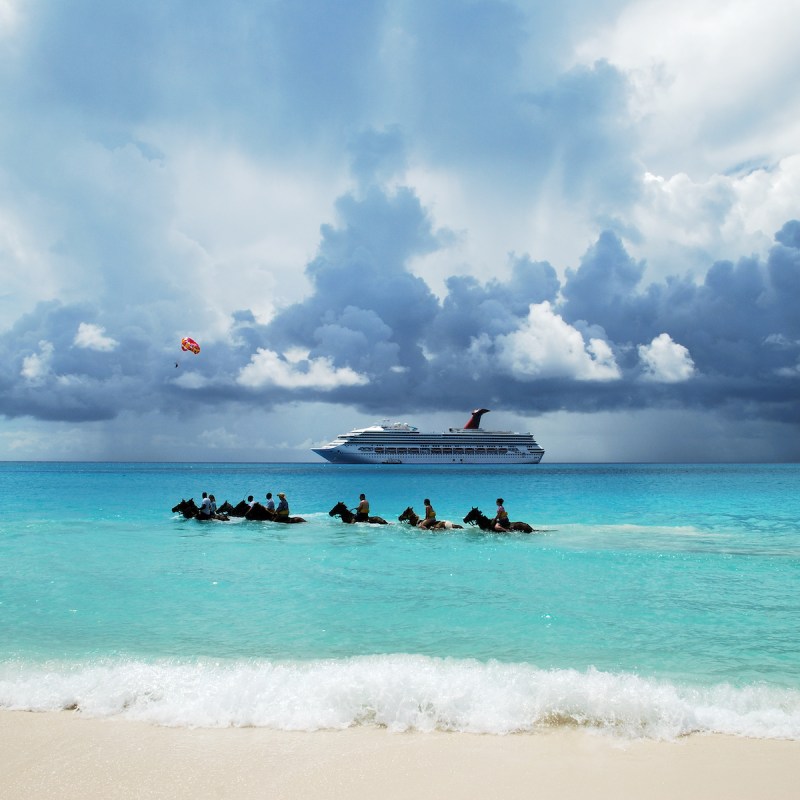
[73, 322, 118, 351]
[494, 302, 621, 382]
[172, 371, 211, 390]
[574, 0, 800, 174]
[237, 348, 368, 391]
[20, 340, 53, 384]
[638, 333, 695, 382]
[196, 426, 244, 450]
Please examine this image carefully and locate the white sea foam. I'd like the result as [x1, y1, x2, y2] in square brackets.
[2, 655, 799, 740]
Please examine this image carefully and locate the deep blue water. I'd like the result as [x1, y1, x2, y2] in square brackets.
[1, 462, 799, 738]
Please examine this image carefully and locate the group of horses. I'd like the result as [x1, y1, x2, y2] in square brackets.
[172, 498, 540, 533]
[332, 503, 539, 532]
[171, 498, 305, 524]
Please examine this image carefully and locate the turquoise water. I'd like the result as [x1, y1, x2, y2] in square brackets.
[1, 462, 799, 738]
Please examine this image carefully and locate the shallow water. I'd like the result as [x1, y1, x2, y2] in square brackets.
[1, 462, 799, 738]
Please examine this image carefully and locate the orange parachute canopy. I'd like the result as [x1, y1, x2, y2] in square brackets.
[181, 336, 200, 355]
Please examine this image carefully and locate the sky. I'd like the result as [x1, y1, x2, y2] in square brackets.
[1, 0, 799, 462]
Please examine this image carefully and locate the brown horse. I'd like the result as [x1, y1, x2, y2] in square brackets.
[171, 498, 229, 521]
[172, 498, 200, 518]
[328, 501, 388, 524]
[227, 500, 251, 517]
[462, 507, 537, 533]
[217, 500, 236, 515]
[246, 501, 306, 524]
[398, 506, 463, 529]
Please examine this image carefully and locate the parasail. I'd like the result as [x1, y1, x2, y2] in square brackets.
[181, 336, 200, 355]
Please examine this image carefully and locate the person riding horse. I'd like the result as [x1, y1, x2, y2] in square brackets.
[493, 498, 510, 532]
[355, 493, 370, 522]
[462, 506, 536, 534]
[329, 501, 387, 524]
[275, 492, 289, 518]
[419, 498, 437, 529]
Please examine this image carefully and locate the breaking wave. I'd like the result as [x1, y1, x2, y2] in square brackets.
[2, 654, 799, 740]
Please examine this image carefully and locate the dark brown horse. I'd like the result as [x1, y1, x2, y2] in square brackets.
[217, 500, 236, 515]
[246, 501, 306, 524]
[172, 498, 200, 518]
[171, 498, 229, 521]
[462, 507, 537, 533]
[227, 500, 251, 517]
[398, 506, 463, 529]
[328, 501, 388, 524]
[227, 500, 287, 520]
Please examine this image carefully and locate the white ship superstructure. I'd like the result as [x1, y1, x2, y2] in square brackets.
[312, 409, 545, 464]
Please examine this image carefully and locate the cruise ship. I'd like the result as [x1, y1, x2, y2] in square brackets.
[311, 409, 545, 465]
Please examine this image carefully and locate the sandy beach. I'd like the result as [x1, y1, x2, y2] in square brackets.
[1, 711, 797, 799]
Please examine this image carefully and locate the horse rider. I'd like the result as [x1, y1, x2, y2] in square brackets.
[355, 493, 370, 522]
[265, 492, 275, 512]
[276, 492, 289, 518]
[419, 498, 436, 529]
[493, 498, 511, 531]
[198, 491, 213, 519]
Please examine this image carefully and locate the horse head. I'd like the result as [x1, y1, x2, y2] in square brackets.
[329, 501, 347, 517]
[172, 498, 199, 518]
[398, 506, 415, 522]
[463, 506, 481, 524]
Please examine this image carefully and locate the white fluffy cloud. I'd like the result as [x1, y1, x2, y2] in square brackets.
[629, 156, 800, 282]
[638, 333, 695, 382]
[494, 302, 621, 382]
[237, 348, 368, 390]
[73, 322, 118, 351]
[20, 340, 53, 384]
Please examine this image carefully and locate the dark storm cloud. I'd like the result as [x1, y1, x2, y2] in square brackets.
[262, 186, 443, 373]
[1, 170, 799, 429]
[425, 255, 561, 352]
[232, 204, 800, 423]
[560, 230, 646, 342]
[0, 302, 142, 421]
[182, 167, 796, 425]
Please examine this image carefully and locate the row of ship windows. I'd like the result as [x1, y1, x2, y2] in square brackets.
[358, 446, 521, 454]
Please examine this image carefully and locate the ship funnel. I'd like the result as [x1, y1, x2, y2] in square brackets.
[464, 408, 490, 429]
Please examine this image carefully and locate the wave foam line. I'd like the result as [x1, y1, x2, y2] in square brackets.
[2, 655, 799, 740]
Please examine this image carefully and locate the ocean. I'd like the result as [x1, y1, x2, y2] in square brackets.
[1, 461, 799, 740]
